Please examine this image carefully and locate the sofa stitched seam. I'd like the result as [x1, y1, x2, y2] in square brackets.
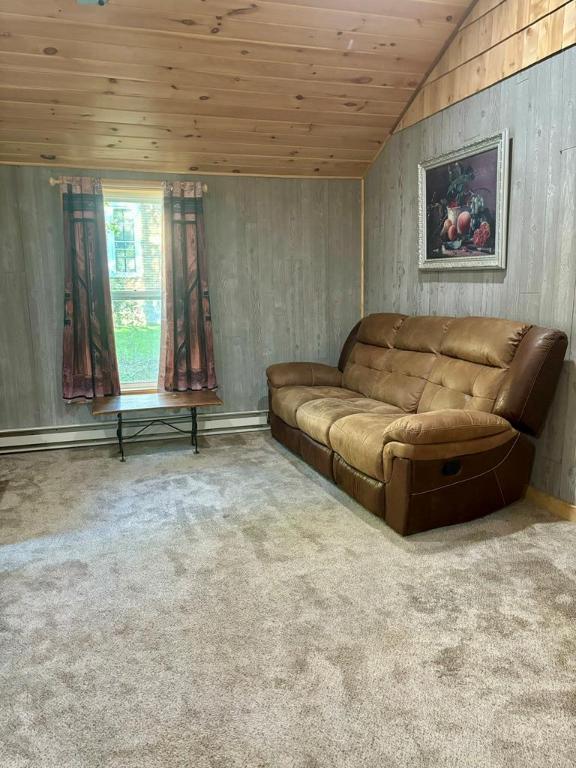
[390, 420, 508, 439]
[332, 419, 508, 481]
[468, 366, 485, 399]
[347, 354, 435, 379]
[330, 415, 507, 440]
[347, 360, 428, 380]
[358, 323, 527, 378]
[397, 423, 505, 435]
[428, 359, 504, 398]
[426, 387, 494, 402]
[493, 469, 506, 506]
[343, 336, 539, 412]
[300, 399, 396, 443]
[517, 339, 557, 421]
[409, 433, 520, 497]
[348, 358, 502, 402]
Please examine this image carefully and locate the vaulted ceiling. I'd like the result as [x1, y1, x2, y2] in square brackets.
[0, 0, 472, 177]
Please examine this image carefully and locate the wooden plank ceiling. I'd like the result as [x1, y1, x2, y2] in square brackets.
[0, 0, 472, 177]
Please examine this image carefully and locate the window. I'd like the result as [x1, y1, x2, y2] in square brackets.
[103, 186, 163, 390]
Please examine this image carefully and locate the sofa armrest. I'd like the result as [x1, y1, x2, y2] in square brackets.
[383, 409, 514, 446]
[266, 362, 342, 389]
[380, 410, 518, 483]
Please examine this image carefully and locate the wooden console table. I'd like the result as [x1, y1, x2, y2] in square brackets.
[92, 391, 223, 461]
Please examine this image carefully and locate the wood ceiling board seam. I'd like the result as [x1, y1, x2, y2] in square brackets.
[0, 89, 402, 127]
[0, 132, 377, 161]
[112, 0, 468, 27]
[0, 72, 412, 115]
[0, 16, 436, 73]
[0, 119, 384, 150]
[110, 1, 461, 38]
[0, 11, 443, 57]
[0, 158, 366, 179]
[0, 102, 392, 139]
[0, 32, 429, 82]
[0, 2, 459, 45]
[0, 141, 372, 166]
[459, 0, 504, 29]
[220, 0, 471, 16]
[0, 9, 453, 55]
[0, 54, 420, 101]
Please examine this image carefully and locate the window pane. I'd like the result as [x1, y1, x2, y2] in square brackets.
[112, 298, 162, 385]
[104, 189, 163, 388]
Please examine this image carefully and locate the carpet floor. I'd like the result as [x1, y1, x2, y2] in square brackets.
[1, 432, 575, 768]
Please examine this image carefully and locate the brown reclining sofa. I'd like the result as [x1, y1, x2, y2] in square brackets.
[267, 314, 567, 535]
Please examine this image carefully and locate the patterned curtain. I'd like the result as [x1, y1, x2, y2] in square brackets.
[159, 181, 217, 391]
[61, 177, 120, 400]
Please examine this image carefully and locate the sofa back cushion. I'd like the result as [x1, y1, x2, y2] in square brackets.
[440, 317, 529, 367]
[355, 313, 406, 347]
[343, 316, 447, 412]
[394, 315, 452, 354]
[417, 356, 508, 413]
[417, 317, 530, 415]
[342, 313, 567, 433]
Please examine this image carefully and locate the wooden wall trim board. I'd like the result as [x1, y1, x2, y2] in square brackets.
[360, 178, 365, 318]
[526, 486, 576, 523]
[394, 0, 576, 132]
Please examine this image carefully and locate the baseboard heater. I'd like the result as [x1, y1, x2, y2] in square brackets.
[0, 410, 269, 454]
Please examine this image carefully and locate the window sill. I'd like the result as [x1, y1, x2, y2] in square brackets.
[120, 386, 159, 395]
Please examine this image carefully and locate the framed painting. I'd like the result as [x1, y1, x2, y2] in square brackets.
[418, 131, 510, 270]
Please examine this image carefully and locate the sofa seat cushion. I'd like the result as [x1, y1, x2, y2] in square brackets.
[270, 386, 358, 428]
[329, 413, 403, 482]
[296, 397, 403, 447]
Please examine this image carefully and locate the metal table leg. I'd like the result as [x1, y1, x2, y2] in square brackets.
[191, 407, 199, 454]
[114, 408, 202, 461]
[117, 412, 125, 462]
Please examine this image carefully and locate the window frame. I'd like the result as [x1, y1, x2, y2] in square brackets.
[103, 184, 164, 394]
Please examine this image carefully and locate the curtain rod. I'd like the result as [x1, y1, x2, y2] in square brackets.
[48, 176, 208, 193]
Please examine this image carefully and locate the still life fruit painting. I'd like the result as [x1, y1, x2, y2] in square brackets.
[418, 132, 509, 271]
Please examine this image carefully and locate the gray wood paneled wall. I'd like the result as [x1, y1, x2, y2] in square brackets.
[365, 47, 576, 504]
[0, 167, 361, 430]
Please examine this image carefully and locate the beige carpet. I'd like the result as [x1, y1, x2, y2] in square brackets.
[1, 432, 576, 768]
